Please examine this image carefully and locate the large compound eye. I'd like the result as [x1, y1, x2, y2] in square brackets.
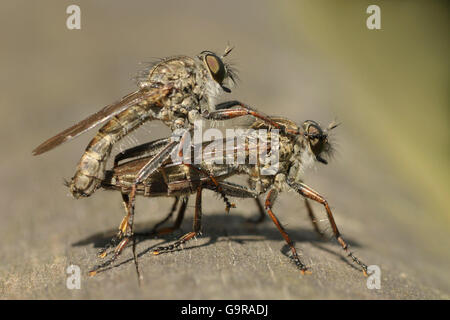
[309, 124, 322, 143]
[303, 120, 326, 155]
[205, 54, 226, 84]
[303, 121, 321, 139]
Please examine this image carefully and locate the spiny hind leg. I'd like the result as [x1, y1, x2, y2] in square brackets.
[99, 196, 185, 255]
[153, 187, 203, 255]
[185, 164, 235, 212]
[204, 181, 260, 218]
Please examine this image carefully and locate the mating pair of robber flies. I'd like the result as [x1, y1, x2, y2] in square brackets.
[33, 46, 368, 280]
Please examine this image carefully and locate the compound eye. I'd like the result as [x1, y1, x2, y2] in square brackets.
[309, 124, 321, 139]
[303, 121, 320, 139]
[205, 54, 226, 84]
[305, 122, 325, 150]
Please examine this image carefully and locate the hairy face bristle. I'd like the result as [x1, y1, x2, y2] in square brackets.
[301, 120, 338, 164]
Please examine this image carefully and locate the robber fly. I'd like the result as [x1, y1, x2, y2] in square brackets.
[96, 116, 368, 277]
[32, 46, 286, 203]
[198, 117, 368, 275]
[205, 117, 368, 275]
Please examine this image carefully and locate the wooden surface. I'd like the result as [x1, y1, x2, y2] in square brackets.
[0, 0, 449, 300]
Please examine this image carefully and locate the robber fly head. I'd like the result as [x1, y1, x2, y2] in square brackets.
[198, 45, 237, 93]
[300, 120, 338, 165]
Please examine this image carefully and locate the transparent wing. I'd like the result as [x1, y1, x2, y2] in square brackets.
[32, 86, 171, 155]
[201, 135, 272, 164]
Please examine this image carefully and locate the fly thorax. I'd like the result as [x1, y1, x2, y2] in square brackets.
[194, 63, 223, 112]
[300, 144, 316, 171]
[204, 77, 222, 111]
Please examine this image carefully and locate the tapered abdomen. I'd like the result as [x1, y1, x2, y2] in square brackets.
[69, 104, 156, 198]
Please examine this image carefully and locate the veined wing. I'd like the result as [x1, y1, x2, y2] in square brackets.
[32, 86, 171, 156]
[200, 135, 273, 164]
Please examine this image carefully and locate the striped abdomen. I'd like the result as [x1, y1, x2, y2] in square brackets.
[69, 103, 158, 198]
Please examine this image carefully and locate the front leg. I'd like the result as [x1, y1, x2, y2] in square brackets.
[264, 186, 309, 274]
[288, 181, 368, 275]
[152, 186, 203, 255]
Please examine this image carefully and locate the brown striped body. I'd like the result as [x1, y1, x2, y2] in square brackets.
[102, 160, 209, 198]
[69, 95, 165, 197]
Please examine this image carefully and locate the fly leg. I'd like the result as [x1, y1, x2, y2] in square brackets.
[152, 187, 203, 255]
[246, 180, 266, 224]
[114, 137, 171, 166]
[246, 197, 266, 224]
[113, 135, 180, 246]
[97, 193, 133, 259]
[206, 101, 298, 135]
[185, 164, 236, 213]
[246, 180, 265, 224]
[264, 187, 309, 274]
[98, 196, 188, 260]
[148, 197, 180, 234]
[126, 130, 190, 235]
[289, 181, 368, 275]
[151, 196, 189, 236]
[89, 193, 139, 278]
[205, 180, 260, 217]
[114, 137, 189, 237]
[205, 181, 258, 199]
[243, 195, 265, 224]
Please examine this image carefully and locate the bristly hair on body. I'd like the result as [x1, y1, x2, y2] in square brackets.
[321, 120, 339, 163]
[132, 59, 163, 85]
[132, 56, 181, 85]
[132, 46, 239, 89]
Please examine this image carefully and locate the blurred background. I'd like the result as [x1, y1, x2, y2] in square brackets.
[0, 0, 448, 299]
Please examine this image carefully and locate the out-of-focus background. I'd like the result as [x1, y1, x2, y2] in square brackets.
[0, 0, 448, 299]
